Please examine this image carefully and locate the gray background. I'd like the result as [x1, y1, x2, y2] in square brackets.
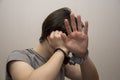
[0, 0, 120, 80]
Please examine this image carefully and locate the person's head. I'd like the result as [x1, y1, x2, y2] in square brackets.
[39, 7, 71, 43]
[39, 7, 83, 43]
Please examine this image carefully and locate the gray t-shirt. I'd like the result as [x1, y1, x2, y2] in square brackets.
[6, 49, 65, 80]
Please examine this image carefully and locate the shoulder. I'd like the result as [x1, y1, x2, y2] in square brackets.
[7, 49, 32, 64]
[6, 49, 34, 80]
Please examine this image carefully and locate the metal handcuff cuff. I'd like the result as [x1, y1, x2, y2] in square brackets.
[54, 48, 89, 65]
[69, 50, 89, 65]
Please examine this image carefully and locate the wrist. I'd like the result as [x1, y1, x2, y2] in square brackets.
[54, 48, 70, 65]
[77, 49, 88, 57]
[69, 49, 89, 65]
[56, 47, 69, 55]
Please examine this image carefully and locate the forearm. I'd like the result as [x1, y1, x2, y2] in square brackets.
[65, 64, 83, 80]
[80, 56, 99, 80]
[29, 51, 64, 80]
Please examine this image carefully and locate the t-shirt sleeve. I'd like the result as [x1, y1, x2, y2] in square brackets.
[7, 50, 31, 65]
[6, 50, 32, 79]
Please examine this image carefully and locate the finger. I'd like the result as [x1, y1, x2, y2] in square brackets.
[61, 33, 67, 42]
[64, 19, 72, 34]
[59, 31, 62, 35]
[50, 31, 55, 39]
[54, 30, 59, 35]
[55, 30, 62, 38]
[70, 13, 77, 31]
[84, 21, 88, 35]
[59, 31, 63, 38]
[54, 31, 59, 38]
[77, 15, 82, 31]
[57, 31, 62, 38]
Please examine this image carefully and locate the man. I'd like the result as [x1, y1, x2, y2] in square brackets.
[6, 7, 99, 80]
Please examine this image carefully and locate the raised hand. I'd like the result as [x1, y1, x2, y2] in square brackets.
[61, 13, 89, 57]
[47, 31, 68, 53]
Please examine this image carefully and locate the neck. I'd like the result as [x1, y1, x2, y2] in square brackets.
[33, 41, 53, 60]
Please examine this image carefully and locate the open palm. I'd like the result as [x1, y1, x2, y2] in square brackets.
[62, 14, 88, 57]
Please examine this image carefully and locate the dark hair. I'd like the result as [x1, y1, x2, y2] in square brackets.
[39, 7, 71, 43]
[39, 7, 83, 43]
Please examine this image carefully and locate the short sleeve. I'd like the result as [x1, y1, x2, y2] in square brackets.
[6, 50, 32, 80]
[7, 50, 31, 65]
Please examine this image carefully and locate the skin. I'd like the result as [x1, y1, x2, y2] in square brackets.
[9, 31, 68, 80]
[61, 13, 99, 80]
[62, 13, 88, 57]
[8, 13, 99, 80]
